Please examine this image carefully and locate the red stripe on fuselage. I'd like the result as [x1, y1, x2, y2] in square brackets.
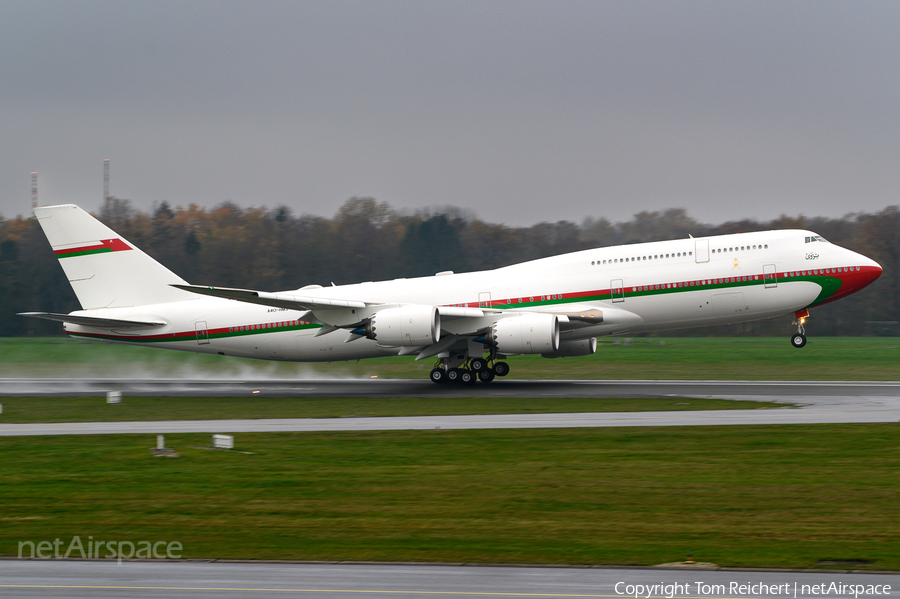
[64, 265, 880, 343]
[66, 320, 315, 343]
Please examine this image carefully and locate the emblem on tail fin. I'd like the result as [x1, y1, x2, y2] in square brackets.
[54, 238, 132, 259]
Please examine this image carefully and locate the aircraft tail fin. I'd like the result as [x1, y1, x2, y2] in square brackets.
[34, 204, 192, 309]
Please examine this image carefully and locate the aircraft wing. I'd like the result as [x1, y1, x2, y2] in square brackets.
[174, 285, 501, 317]
[171, 284, 371, 311]
[18, 312, 167, 328]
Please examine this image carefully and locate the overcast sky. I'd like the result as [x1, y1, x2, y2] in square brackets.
[2, 1, 899, 226]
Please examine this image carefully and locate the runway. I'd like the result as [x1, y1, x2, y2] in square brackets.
[1, 560, 897, 599]
[0, 380, 898, 436]
[2, 377, 899, 398]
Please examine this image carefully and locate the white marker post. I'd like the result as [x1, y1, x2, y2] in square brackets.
[212, 434, 233, 450]
[107, 391, 122, 404]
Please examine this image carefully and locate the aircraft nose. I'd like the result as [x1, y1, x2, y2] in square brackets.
[815, 249, 882, 307]
[850, 253, 882, 292]
[865, 260, 883, 284]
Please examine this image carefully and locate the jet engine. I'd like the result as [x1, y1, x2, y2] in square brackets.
[541, 337, 597, 358]
[488, 314, 559, 355]
[363, 305, 441, 347]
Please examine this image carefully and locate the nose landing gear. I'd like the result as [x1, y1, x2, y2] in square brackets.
[791, 309, 809, 348]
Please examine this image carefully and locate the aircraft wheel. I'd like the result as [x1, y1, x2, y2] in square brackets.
[791, 333, 807, 348]
[459, 369, 476, 385]
[493, 361, 510, 377]
[470, 357, 487, 372]
[429, 368, 447, 384]
[447, 368, 462, 383]
[478, 369, 495, 383]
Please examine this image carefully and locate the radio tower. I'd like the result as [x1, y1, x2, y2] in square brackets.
[31, 172, 38, 211]
[103, 159, 110, 202]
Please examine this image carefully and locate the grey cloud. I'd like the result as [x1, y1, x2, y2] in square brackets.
[2, 1, 898, 226]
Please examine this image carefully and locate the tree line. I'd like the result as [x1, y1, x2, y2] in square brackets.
[1, 197, 897, 337]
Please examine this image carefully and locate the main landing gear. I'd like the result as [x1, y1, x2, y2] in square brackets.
[429, 353, 510, 384]
[791, 309, 809, 348]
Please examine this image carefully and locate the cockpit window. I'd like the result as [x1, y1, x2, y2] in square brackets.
[805, 235, 828, 243]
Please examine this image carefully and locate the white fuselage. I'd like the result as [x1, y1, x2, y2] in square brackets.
[63, 229, 881, 362]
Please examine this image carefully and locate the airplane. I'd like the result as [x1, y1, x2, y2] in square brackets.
[20, 204, 882, 384]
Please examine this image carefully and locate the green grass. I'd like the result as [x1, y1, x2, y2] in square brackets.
[0, 396, 787, 424]
[1, 425, 898, 568]
[2, 336, 899, 380]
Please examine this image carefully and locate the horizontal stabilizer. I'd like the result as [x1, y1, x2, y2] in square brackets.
[18, 312, 166, 328]
[172, 284, 369, 311]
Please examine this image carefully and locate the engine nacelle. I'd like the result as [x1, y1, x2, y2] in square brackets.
[489, 314, 559, 355]
[365, 305, 441, 347]
[541, 337, 597, 359]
